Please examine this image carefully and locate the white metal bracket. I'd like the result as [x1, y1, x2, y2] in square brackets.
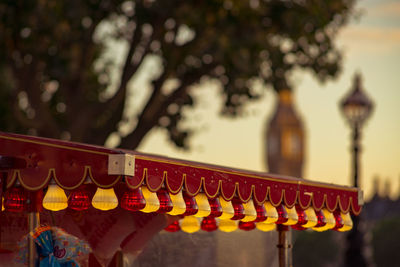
[108, 154, 135, 176]
[358, 189, 364, 205]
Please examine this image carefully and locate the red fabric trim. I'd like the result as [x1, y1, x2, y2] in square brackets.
[0, 132, 362, 214]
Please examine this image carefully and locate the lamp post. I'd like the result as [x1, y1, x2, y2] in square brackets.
[340, 73, 373, 267]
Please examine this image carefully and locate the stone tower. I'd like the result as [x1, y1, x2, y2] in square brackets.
[266, 89, 305, 178]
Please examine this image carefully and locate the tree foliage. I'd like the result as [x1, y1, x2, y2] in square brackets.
[0, 0, 355, 149]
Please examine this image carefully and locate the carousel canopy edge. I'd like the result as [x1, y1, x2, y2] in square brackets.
[0, 132, 362, 215]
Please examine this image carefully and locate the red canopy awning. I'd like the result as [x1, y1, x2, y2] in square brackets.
[0, 132, 362, 215]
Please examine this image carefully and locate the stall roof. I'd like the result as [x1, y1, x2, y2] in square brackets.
[0, 132, 362, 215]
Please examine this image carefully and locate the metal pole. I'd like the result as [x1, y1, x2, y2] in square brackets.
[277, 225, 290, 267]
[28, 211, 40, 267]
[345, 125, 367, 267]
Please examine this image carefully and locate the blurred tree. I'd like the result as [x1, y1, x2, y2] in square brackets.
[0, 0, 356, 149]
[293, 231, 340, 267]
[372, 217, 400, 267]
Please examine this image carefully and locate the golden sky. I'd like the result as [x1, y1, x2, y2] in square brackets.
[137, 0, 400, 200]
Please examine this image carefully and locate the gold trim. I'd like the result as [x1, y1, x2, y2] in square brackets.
[6, 171, 17, 188]
[203, 177, 221, 199]
[135, 155, 358, 193]
[338, 194, 351, 214]
[17, 169, 52, 191]
[253, 185, 269, 205]
[283, 190, 298, 209]
[165, 171, 185, 194]
[202, 177, 222, 198]
[183, 174, 200, 196]
[350, 196, 362, 215]
[236, 182, 253, 203]
[89, 167, 121, 189]
[52, 166, 87, 190]
[268, 187, 284, 207]
[145, 170, 164, 192]
[0, 134, 110, 156]
[220, 181, 235, 201]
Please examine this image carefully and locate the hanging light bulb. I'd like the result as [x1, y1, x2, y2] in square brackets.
[333, 211, 344, 231]
[164, 221, 180, 232]
[312, 209, 326, 229]
[68, 185, 91, 211]
[282, 206, 298, 226]
[218, 219, 238, 232]
[254, 204, 267, 222]
[336, 212, 353, 232]
[313, 209, 335, 232]
[201, 216, 218, 232]
[256, 221, 277, 232]
[120, 187, 146, 211]
[219, 197, 235, 220]
[264, 201, 279, 223]
[183, 193, 198, 216]
[180, 216, 200, 233]
[92, 187, 118, 211]
[43, 184, 68, 211]
[241, 199, 257, 222]
[193, 193, 211, 218]
[4, 187, 26, 212]
[167, 190, 186, 215]
[141, 186, 160, 213]
[1, 197, 4, 211]
[302, 207, 318, 228]
[239, 221, 256, 231]
[275, 204, 288, 224]
[156, 189, 173, 213]
[230, 199, 245, 220]
[291, 207, 307, 230]
[208, 198, 223, 217]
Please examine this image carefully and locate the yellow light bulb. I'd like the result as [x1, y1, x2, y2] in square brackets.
[312, 209, 336, 232]
[43, 184, 68, 211]
[219, 197, 234, 220]
[218, 219, 238, 232]
[180, 216, 200, 233]
[167, 190, 186, 215]
[241, 199, 257, 222]
[256, 221, 276, 232]
[338, 212, 353, 232]
[1, 197, 4, 211]
[300, 207, 317, 228]
[264, 201, 278, 223]
[141, 186, 160, 213]
[193, 193, 211, 218]
[91, 187, 118, 211]
[282, 206, 298, 226]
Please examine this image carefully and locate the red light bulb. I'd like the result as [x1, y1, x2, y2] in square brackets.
[230, 199, 245, 220]
[164, 221, 180, 232]
[291, 206, 307, 230]
[4, 187, 26, 212]
[254, 204, 267, 222]
[275, 204, 288, 224]
[156, 189, 173, 213]
[121, 187, 146, 211]
[239, 221, 256, 231]
[208, 198, 222, 217]
[68, 186, 91, 211]
[183, 193, 198, 216]
[201, 216, 218, 232]
[333, 211, 344, 231]
[314, 210, 327, 228]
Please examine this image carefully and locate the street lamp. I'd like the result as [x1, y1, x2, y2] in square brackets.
[340, 73, 374, 267]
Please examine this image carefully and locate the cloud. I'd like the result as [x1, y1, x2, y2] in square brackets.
[337, 25, 400, 54]
[367, 1, 400, 18]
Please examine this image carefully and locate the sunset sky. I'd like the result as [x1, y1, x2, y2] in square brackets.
[137, 0, 400, 200]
